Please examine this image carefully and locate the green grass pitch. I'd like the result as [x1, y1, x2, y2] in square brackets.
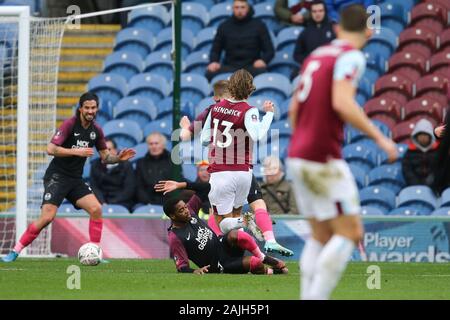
[1, 259, 449, 299]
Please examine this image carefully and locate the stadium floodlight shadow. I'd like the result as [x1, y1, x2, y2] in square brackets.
[114, 27, 154, 59]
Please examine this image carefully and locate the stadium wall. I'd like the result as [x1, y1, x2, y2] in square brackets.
[32, 216, 450, 263]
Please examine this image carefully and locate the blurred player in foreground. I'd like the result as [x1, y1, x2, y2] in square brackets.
[287, 5, 398, 299]
[2, 92, 135, 262]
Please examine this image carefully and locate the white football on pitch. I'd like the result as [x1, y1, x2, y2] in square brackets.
[78, 243, 103, 266]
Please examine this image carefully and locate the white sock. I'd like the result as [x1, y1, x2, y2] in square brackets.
[300, 237, 323, 300]
[307, 235, 355, 300]
[219, 217, 245, 234]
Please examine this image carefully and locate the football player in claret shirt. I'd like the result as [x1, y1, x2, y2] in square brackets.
[2, 92, 135, 262]
[287, 5, 398, 299]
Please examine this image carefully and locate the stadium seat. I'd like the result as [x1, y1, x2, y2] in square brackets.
[278, 98, 290, 120]
[128, 73, 169, 103]
[379, 2, 408, 35]
[342, 142, 378, 172]
[143, 114, 173, 140]
[194, 97, 213, 118]
[254, 2, 282, 34]
[268, 51, 299, 79]
[431, 207, 450, 216]
[57, 204, 81, 214]
[411, 2, 448, 26]
[114, 96, 157, 129]
[208, 2, 232, 27]
[388, 50, 427, 76]
[413, 18, 445, 35]
[392, 120, 417, 144]
[182, 2, 209, 35]
[415, 74, 449, 97]
[133, 204, 164, 216]
[397, 185, 437, 214]
[276, 26, 304, 54]
[439, 187, 450, 208]
[193, 0, 215, 8]
[103, 119, 143, 149]
[195, 27, 217, 53]
[87, 73, 127, 117]
[131, 142, 148, 163]
[181, 73, 211, 106]
[425, 0, 450, 10]
[439, 29, 450, 52]
[154, 27, 194, 58]
[399, 42, 432, 59]
[368, 163, 405, 195]
[210, 72, 233, 85]
[349, 164, 366, 189]
[103, 204, 129, 215]
[379, 143, 408, 165]
[82, 161, 90, 182]
[103, 51, 144, 81]
[184, 51, 210, 75]
[403, 97, 445, 124]
[177, 139, 205, 164]
[433, 66, 450, 81]
[270, 120, 292, 138]
[359, 186, 396, 213]
[253, 73, 291, 104]
[144, 50, 173, 81]
[114, 27, 154, 59]
[364, 96, 402, 124]
[363, 49, 386, 76]
[388, 207, 421, 216]
[398, 27, 438, 53]
[360, 206, 384, 216]
[127, 5, 170, 35]
[385, 0, 416, 12]
[182, 163, 198, 182]
[346, 120, 391, 145]
[248, 95, 281, 121]
[364, 28, 398, 59]
[157, 97, 174, 119]
[128, 6, 171, 34]
[357, 77, 373, 102]
[429, 51, 450, 73]
[374, 73, 413, 99]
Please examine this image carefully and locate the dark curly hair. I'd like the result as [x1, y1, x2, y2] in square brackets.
[228, 69, 256, 100]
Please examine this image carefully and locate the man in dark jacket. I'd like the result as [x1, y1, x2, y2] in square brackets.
[90, 138, 136, 211]
[402, 119, 439, 188]
[206, 0, 275, 81]
[135, 132, 178, 205]
[293, 0, 335, 67]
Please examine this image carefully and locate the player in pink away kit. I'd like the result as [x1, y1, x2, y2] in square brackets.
[287, 5, 398, 299]
[2, 92, 136, 262]
[200, 69, 275, 235]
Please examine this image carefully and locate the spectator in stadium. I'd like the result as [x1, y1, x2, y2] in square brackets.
[402, 119, 439, 189]
[90, 138, 136, 211]
[261, 156, 299, 215]
[164, 188, 288, 275]
[206, 0, 275, 81]
[433, 112, 450, 194]
[274, 0, 312, 26]
[293, 0, 335, 67]
[135, 132, 177, 205]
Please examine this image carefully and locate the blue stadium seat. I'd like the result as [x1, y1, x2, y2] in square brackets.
[270, 120, 292, 138]
[87, 73, 127, 117]
[379, 143, 408, 165]
[182, 2, 209, 35]
[194, 0, 215, 8]
[253, 73, 291, 105]
[114, 96, 157, 129]
[181, 73, 211, 107]
[379, 2, 408, 35]
[154, 27, 194, 58]
[388, 207, 421, 216]
[363, 27, 398, 59]
[346, 120, 391, 144]
[184, 51, 210, 75]
[82, 160, 90, 182]
[279, 98, 290, 120]
[127, 6, 170, 35]
[195, 97, 213, 118]
[355, 93, 367, 106]
[143, 115, 173, 139]
[343, 142, 378, 172]
[210, 72, 232, 85]
[254, 2, 282, 34]
[128, 73, 169, 103]
[208, 3, 232, 27]
[144, 50, 173, 81]
[397, 185, 437, 215]
[360, 206, 384, 216]
[363, 49, 386, 78]
[102, 204, 129, 215]
[157, 97, 174, 119]
[248, 95, 281, 121]
[439, 188, 450, 207]
[431, 207, 450, 216]
[195, 27, 217, 52]
[368, 163, 405, 194]
[349, 164, 367, 189]
[268, 51, 299, 79]
[359, 186, 396, 213]
[57, 204, 81, 214]
[103, 51, 143, 81]
[133, 204, 164, 215]
[131, 142, 148, 163]
[92, 97, 111, 127]
[182, 163, 198, 182]
[383, 0, 416, 13]
[103, 119, 143, 149]
[357, 77, 372, 102]
[276, 26, 304, 54]
[177, 139, 205, 164]
[114, 28, 154, 59]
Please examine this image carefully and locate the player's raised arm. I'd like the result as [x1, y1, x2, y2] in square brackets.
[244, 101, 274, 141]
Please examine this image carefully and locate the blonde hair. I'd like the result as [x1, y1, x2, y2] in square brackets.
[228, 69, 255, 100]
[212, 80, 230, 99]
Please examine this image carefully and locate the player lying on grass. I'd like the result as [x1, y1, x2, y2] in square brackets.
[163, 192, 288, 275]
[178, 80, 293, 257]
